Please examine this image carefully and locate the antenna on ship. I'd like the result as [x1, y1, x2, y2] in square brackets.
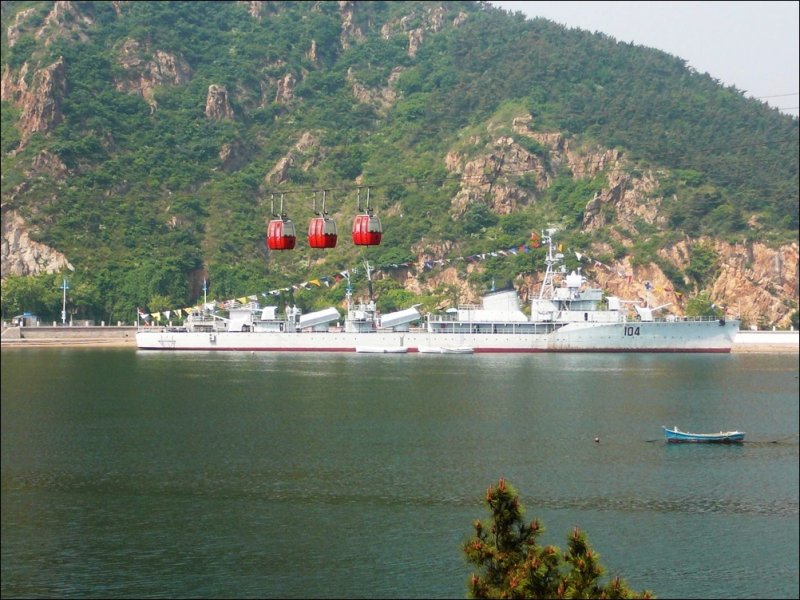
[364, 260, 374, 302]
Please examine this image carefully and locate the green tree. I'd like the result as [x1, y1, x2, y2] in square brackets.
[0, 273, 62, 321]
[463, 202, 500, 235]
[463, 478, 653, 599]
[684, 291, 723, 318]
[68, 277, 103, 322]
[685, 242, 719, 288]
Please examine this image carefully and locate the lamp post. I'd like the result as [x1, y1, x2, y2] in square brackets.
[61, 277, 69, 325]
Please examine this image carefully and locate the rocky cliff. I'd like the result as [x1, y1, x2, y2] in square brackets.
[430, 114, 799, 327]
[1, 204, 73, 277]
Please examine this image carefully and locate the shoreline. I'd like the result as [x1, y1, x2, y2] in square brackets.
[3, 325, 797, 352]
[1, 338, 137, 348]
[1, 337, 796, 353]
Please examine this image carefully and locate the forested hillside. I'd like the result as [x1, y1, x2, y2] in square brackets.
[1, 1, 797, 328]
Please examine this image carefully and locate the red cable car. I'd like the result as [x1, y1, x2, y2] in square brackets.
[352, 213, 382, 246]
[308, 215, 337, 248]
[352, 187, 382, 246]
[308, 190, 337, 249]
[266, 194, 296, 250]
[267, 217, 296, 250]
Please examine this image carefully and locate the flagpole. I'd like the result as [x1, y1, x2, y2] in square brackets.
[60, 277, 69, 325]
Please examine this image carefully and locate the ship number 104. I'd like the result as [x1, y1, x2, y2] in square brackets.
[624, 326, 641, 336]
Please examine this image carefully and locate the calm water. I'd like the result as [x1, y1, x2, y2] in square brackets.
[2, 349, 798, 599]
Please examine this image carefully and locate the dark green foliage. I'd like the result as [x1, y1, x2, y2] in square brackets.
[543, 174, 608, 227]
[652, 257, 686, 294]
[0, 273, 63, 320]
[0, 101, 22, 154]
[372, 246, 416, 269]
[464, 202, 500, 234]
[5, 33, 36, 70]
[0, 1, 797, 321]
[685, 242, 719, 288]
[464, 478, 653, 599]
[373, 278, 419, 313]
[499, 212, 537, 240]
[684, 291, 723, 318]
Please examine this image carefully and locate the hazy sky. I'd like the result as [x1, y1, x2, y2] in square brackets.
[489, 1, 799, 117]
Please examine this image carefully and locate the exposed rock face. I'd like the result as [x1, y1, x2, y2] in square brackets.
[219, 141, 246, 170]
[274, 73, 295, 104]
[6, 7, 37, 48]
[408, 29, 425, 58]
[448, 115, 665, 236]
[264, 132, 322, 185]
[110, 2, 128, 17]
[257, 60, 291, 107]
[35, 1, 94, 47]
[438, 113, 798, 327]
[713, 240, 799, 328]
[578, 239, 799, 328]
[267, 155, 294, 186]
[425, 5, 447, 32]
[17, 57, 67, 141]
[26, 150, 69, 181]
[0, 57, 67, 146]
[307, 39, 318, 64]
[380, 4, 457, 57]
[205, 84, 235, 120]
[1, 206, 73, 278]
[582, 169, 664, 232]
[446, 134, 550, 216]
[259, 80, 272, 108]
[403, 262, 477, 303]
[1, 62, 31, 104]
[347, 66, 404, 114]
[3, 53, 69, 144]
[241, 1, 266, 20]
[339, 1, 365, 50]
[115, 38, 192, 110]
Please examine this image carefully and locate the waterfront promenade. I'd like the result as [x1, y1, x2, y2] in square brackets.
[1, 324, 137, 347]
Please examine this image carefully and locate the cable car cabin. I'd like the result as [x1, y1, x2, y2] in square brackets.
[352, 213, 382, 246]
[308, 216, 338, 248]
[267, 218, 297, 250]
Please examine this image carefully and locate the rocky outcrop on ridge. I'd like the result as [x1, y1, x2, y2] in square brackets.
[205, 84, 235, 120]
[1, 205, 73, 278]
[114, 38, 192, 111]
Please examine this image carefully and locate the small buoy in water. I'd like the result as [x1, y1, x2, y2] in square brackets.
[594, 436, 600, 443]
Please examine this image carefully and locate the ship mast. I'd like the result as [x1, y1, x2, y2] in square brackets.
[344, 271, 353, 312]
